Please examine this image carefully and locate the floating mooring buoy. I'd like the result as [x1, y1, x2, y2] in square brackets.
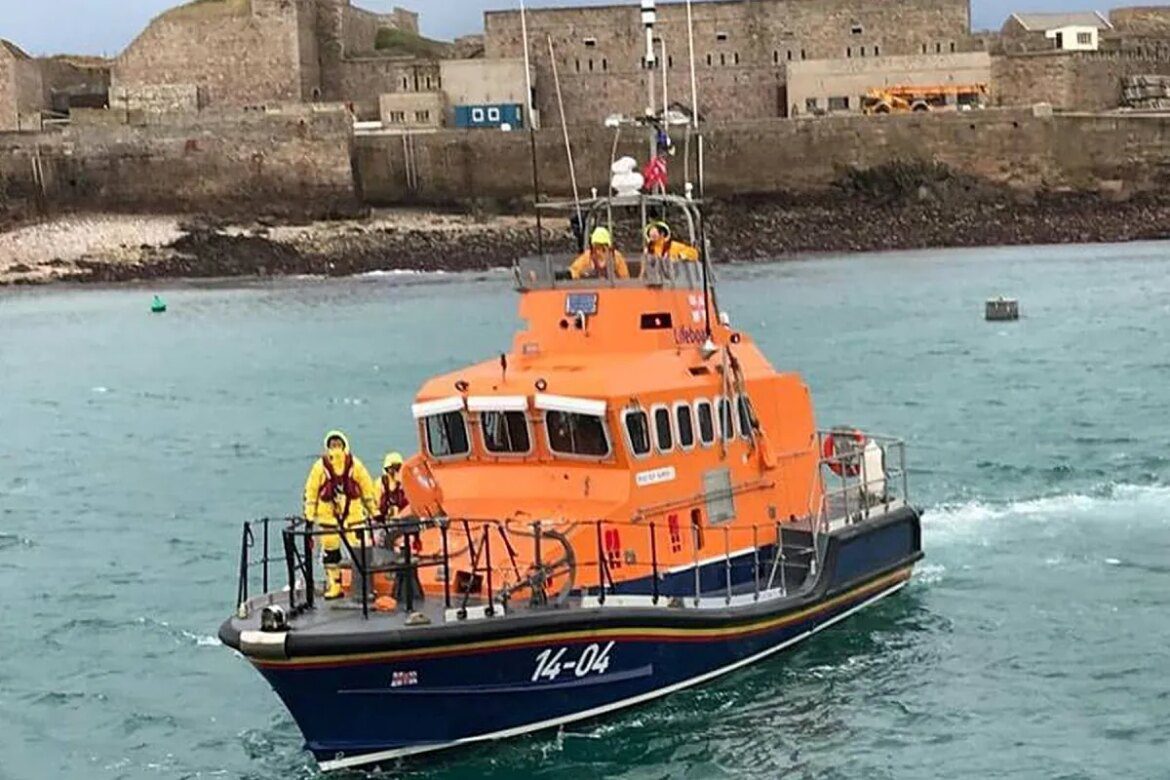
[151, 295, 167, 314]
[985, 297, 1019, 321]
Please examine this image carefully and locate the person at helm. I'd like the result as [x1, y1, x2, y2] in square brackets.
[375, 452, 409, 521]
[569, 227, 630, 280]
[303, 431, 379, 600]
[644, 221, 699, 262]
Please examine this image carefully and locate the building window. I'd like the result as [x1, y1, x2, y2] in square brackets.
[805, 97, 818, 112]
[875, 45, 880, 56]
[828, 96, 849, 111]
[402, 77, 409, 90]
[860, 46, 866, 56]
[706, 53, 713, 66]
[921, 43, 928, 54]
[1077, 32, 1092, 45]
[787, 50, 793, 61]
[415, 110, 430, 123]
[388, 111, 405, 123]
[487, 107, 501, 122]
[425, 76, 432, 89]
[668, 55, 674, 68]
[851, 24, 864, 35]
[801, 49, 806, 60]
[734, 52, 740, 65]
[720, 53, 726, 66]
[716, 32, 729, 42]
[936, 42, 942, 53]
[472, 107, 485, 122]
[773, 50, 778, 64]
[602, 57, 608, 71]
[575, 58, 581, 73]
[589, 58, 594, 72]
[846, 46, 852, 57]
[584, 37, 597, 48]
[950, 41, 956, 52]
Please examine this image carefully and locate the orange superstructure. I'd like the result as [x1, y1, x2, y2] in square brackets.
[399, 202, 826, 597]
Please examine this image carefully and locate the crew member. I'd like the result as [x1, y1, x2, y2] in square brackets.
[569, 227, 630, 280]
[376, 452, 409, 521]
[644, 221, 699, 262]
[303, 430, 378, 600]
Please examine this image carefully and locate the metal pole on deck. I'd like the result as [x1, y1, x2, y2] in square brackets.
[520, 0, 544, 257]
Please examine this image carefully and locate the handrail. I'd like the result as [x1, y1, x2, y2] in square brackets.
[231, 434, 910, 620]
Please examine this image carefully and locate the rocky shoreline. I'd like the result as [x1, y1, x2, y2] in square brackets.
[3, 188, 1170, 286]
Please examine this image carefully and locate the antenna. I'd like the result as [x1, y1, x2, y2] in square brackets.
[547, 35, 583, 229]
[642, 0, 658, 164]
[520, 0, 544, 257]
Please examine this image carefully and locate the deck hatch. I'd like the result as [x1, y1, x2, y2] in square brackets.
[703, 468, 735, 525]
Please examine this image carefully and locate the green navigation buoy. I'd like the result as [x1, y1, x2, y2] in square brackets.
[151, 295, 167, 314]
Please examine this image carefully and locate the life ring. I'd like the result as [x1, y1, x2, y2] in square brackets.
[822, 429, 865, 477]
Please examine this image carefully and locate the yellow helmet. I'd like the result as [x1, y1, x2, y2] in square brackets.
[644, 221, 671, 241]
[590, 226, 613, 247]
[323, 430, 349, 451]
[383, 452, 405, 470]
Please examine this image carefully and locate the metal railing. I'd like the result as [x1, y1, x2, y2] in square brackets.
[814, 431, 909, 534]
[512, 255, 706, 291]
[233, 515, 833, 622]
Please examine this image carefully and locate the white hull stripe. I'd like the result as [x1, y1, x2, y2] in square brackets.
[319, 579, 909, 772]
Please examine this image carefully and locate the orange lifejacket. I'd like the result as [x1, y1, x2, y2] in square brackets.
[319, 454, 362, 516]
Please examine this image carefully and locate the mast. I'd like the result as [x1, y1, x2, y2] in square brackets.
[520, 0, 544, 257]
[642, 0, 658, 162]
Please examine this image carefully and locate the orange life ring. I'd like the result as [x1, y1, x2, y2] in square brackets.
[823, 429, 864, 477]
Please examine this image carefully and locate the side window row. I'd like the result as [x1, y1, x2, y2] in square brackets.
[623, 396, 754, 458]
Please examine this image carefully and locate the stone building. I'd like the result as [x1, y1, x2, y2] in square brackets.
[1000, 12, 1112, 52]
[786, 52, 991, 115]
[0, 41, 46, 132]
[112, 0, 424, 115]
[484, 0, 972, 125]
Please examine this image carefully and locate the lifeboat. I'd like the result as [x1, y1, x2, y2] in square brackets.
[218, 190, 923, 772]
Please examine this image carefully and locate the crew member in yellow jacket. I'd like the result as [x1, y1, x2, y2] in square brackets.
[303, 430, 379, 599]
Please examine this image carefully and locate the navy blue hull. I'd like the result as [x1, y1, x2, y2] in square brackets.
[235, 509, 922, 771]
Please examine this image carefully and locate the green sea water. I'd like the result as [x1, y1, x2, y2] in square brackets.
[2, 242, 1169, 779]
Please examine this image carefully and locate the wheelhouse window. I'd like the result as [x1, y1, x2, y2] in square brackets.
[481, 411, 530, 454]
[547, 411, 609, 457]
[624, 409, 651, 457]
[718, 397, 734, 442]
[675, 403, 696, 449]
[696, 400, 716, 445]
[425, 411, 469, 458]
[653, 406, 673, 452]
[736, 395, 754, 440]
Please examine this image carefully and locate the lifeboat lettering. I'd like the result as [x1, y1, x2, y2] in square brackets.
[673, 326, 707, 345]
[532, 641, 614, 682]
[636, 466, 676, 487]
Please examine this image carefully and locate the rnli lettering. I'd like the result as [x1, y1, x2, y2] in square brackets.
[636, 466, 677, 487]
[390, 671, 418, 688]
[674, 326, 707, 345]
[531, 641, 614, 682]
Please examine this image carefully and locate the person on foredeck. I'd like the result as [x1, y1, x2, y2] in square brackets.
[375, 452, 409, 522]
[568, 227, 630, 280]
[303, 430, 379, 600]
[644, 221, 700, 263]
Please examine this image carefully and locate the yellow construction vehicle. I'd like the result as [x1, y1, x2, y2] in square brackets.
[863, 83, 988, 115]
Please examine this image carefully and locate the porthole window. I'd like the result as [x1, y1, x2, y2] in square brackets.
[696, 400, 715, 445]
[675, 403, 696, 449]
[736, 395, 754, 440]
[624, 410, 651, 457]
[653, 406, 673, 452]
[717, 397, 734, 442]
